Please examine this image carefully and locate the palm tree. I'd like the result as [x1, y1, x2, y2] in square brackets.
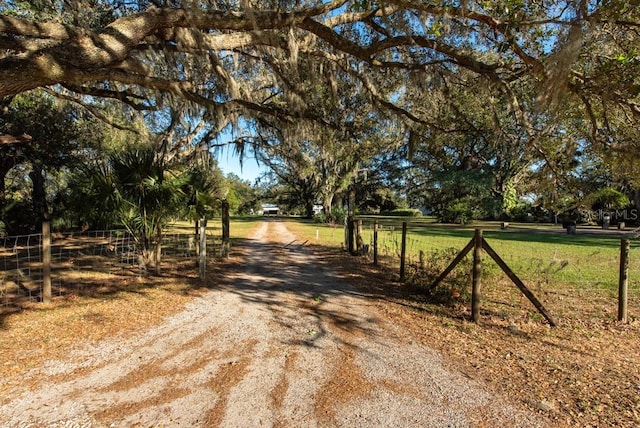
[110, 144, 187, 275]
[68, 161, 121, 230]
[181, 158, 227, 262]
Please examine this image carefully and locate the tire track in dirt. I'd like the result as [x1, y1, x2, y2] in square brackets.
[0, 219, 547, 427]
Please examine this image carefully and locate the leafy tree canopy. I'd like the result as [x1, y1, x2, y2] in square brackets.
[1, 1, 638, 142]
[2, 1, 639, 224]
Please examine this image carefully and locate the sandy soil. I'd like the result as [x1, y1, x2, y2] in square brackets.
[0, 220, 547, 427]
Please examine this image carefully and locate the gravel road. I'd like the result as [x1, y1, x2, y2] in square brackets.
[0, 220, 546, 427]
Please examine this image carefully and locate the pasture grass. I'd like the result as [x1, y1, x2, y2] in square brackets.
[279, 216, 640, 293]
[167, 217, 259, 240]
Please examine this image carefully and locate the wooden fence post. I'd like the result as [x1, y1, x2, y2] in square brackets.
[199, 217, 207, 281]
[373, 220, 379, 266]
[347, 216, 355, 255]
[222, 200, 230, 258]
[471, 229, 483, 323]
[347, 185, 356, 255]
[194, 219, 200, 263]
[42, 221, 51, 304]
[619, 238, 630, 323]
[356, 219, 363, 254]
[400, 222, 407, 281]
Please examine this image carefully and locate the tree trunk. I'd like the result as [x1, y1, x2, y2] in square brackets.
[0, 167, 7, 220]
[194, 219, 200, 264]
[154, 227, 162, 276]
[348, 186, 356, 217]
[305, 199, 315, 219]
[29, 163, 48, 226]
[139, 249, 151, 275]
[323, 193, 334, 219]
[0, 138, 27, 222]
[222, 202, 230, 258]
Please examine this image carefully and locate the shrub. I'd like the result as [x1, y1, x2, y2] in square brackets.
[381, 208, 423, 217]
[313, 213, 327, 223]
[314, 206, 348, 225]
[590, 187, 630, 211]
[439, 201, 473, 224]
[3, 200, 39, 234]
[329, 206, 348, 224]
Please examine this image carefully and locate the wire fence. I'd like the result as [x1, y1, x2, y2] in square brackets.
[0, 228, 222, 311]
[358, 221, 640, 325]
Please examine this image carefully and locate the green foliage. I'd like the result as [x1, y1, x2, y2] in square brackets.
[329, 205, 348, 224]
[313, 213, 327, 224]
[440, 201, 475, 224]
[311, 206, 346, 224]
[590, 188, 630, 211]
[381, 208, 423, 217]
[181, 162, 225, 220]
[438, 196, 497, 224]
[2, 200, 39, 233]
[2, 0, 639, 236]
[502, 181, 519, 216]
[356, 173, 403, 215]
[66, 161, 121, 230]
[225, 173, 260, 215]
[0, 91, 93, 232]
[110, 143, 186, 246]
[1, 92, 81, 165]
[507, 202, 548, 223]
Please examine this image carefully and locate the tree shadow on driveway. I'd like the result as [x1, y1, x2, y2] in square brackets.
[208, 232, 382, 349]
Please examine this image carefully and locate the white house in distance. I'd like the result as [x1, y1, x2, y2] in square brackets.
[260, 203, 323, 216]
[262, 203, 280, 216]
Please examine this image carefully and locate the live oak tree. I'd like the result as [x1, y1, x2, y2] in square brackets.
[224, 173, 261, 215]
[0, 92, 90, 233]
[248, 49, 391, 218]
[1, 1, 639, 217]
[3, 1, 637, 123]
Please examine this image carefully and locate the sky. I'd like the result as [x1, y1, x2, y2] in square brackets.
[216, 146, 268, 184]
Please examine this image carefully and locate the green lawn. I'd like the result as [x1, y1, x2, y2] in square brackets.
[169, 215, 635, 322]
[173, 215, 638, 309]
[278, 216, 640, 293]
[168, 217, 258, 240]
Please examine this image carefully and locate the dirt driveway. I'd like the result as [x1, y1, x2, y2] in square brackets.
[0, 220, 546, 427]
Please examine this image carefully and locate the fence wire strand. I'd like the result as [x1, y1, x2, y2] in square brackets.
[1, 228, 222, 310]
[360, 222, 639, 324]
